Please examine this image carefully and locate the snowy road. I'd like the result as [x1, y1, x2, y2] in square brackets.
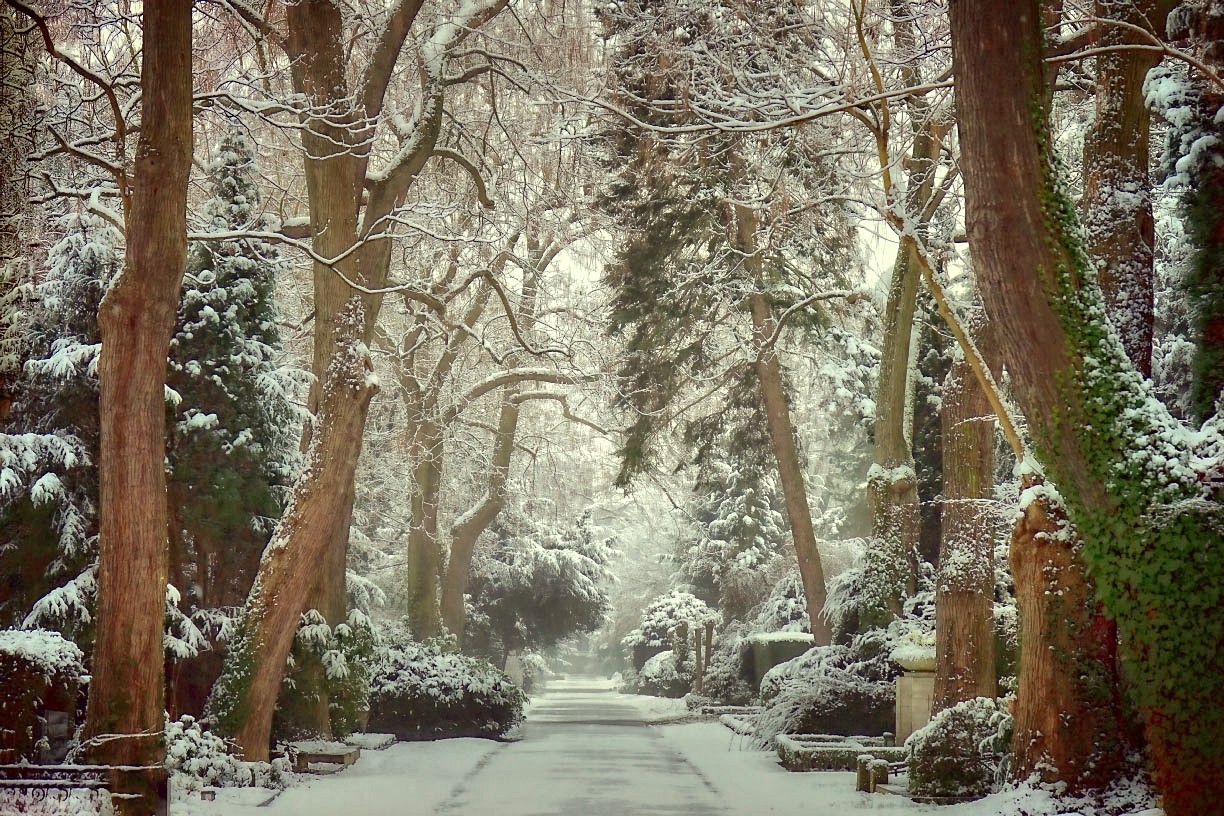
[176, 678, 959, 815]
[435, 678, 728, 815]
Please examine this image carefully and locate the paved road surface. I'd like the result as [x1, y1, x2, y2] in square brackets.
[434, 679, 730, 815]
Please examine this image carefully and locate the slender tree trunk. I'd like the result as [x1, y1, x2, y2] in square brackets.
[81, 4, 192, 813]
[407, 424, 444, 639]
[932, 353, 996, 711]
[440, 395, 521, 640]
[733, 204, 831, 644]
[207, 300, 377, 760]
[748, 290, 831, 645]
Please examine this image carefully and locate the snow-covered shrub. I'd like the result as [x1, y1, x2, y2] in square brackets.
[749, 569, 810, 633]
[637, 649, 695, 698]
[622, 590, 717, 670]
[0, 629, 84, 761]
[165, 715, 245, 788]
[702, 625, 754, 705]
[276, 609, 374, 741]
[518, 652, 552, 694]
[754, 629, 899, 746]
[166, 715, 288, 792]
[366, 622, 525, 740]
[906, 697, 1013, 798]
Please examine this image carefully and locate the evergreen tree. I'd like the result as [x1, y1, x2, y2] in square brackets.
[167, 131, 299, 614]
[465, 511, 615, 666]
[678, 451, 789, 622]
[0, 211, 119, 635]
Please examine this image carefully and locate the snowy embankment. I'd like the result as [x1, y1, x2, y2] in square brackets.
[171, 678, 1162, 816]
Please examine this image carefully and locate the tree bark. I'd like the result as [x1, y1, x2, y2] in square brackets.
[440, 395, 520, 640]
[868, 242, 922, 619]
[407, 423, 444, 639]
[1081, 0, 1168, 378]
[950, 2, 1222, 809]
[932, 352, 996, 711]
[207, 301, 377, 760]
[81, 2, 192, 810]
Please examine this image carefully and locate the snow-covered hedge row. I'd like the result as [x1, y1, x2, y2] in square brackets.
[366, 624, 525, 740]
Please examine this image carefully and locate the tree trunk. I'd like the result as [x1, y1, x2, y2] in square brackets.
[868, 242, 922, 619]
[207, 300, 377, 760]
[440, 395, 521, 640]
[82, 3, 192, 812]
[748, 291, 831, 645]
[1008, 484, 1130, 788]
[732, 203, 831, 645]
[407, 423, 444, 639]
[932, 353, 996, 711]
[1080, 0, 1167, 377]
[950, 3, 1223, 810]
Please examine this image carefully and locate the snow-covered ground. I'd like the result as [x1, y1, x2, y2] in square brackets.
[171, 678, 1161, 816]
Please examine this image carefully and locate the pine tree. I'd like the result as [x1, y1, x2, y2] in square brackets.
[164, 132, 300, 716]
[167, 131, 299, 614]
[679, 451, 790, 622]
[0, 211, 119, 635]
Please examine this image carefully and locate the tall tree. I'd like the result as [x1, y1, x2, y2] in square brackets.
[600, 0, 854, 643]
[949, 1, 1224, 811]
[165, 131, 299, 716]
[0, 4, 37, 423]
[208, 0, 515, 758]
[77, 3, 193, 810]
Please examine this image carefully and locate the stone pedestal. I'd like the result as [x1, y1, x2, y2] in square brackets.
[895, 671, 935, 745]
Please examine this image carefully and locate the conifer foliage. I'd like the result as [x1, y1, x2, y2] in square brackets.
[0, 212, 120, 634]
[166, 132, 299, 614]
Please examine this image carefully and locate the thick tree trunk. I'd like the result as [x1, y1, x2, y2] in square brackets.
[932, 354, 996, 711]
[81, 4, 192, 813]
[1080, 0, 1166, 377]
[207, 301, 377, 761]
[950, 3, 1222, 810]
[868, 243, 922, 619]
[440, 396, 520, 640]
[1008, 485, 1130, 787]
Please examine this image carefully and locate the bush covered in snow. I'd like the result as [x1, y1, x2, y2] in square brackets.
[276, 609, 375, 741]
[906, 697, 1013, 798]
[0, 629, 84, 761]
[636, 648, 695, 698]
[753, 629, 899, 746]
[749, 569, 810, 633]
[701, 625, 754, 705]
[622, 590, 718, 670]
[166, 715, 287, 792]
[366, 622, 525, 740]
